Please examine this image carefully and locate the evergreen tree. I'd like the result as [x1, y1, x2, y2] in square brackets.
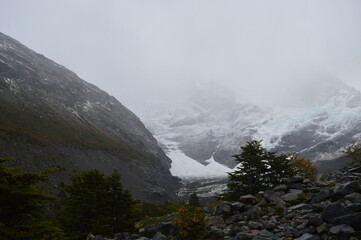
[0, 157, 64, 240]
[58, 170, 139, 240]
[222, 141, 295, 201]
[188, 193, 200, 207]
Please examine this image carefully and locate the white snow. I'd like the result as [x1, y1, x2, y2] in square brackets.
[168, 148, 233, 178]
[142, 84, 361, 178]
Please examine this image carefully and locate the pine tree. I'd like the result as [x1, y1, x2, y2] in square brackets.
[58, 170, 139, 240]
[0, 157, 64, 240]
[222, 141, 295, 201]
[188, 193, 200, 207]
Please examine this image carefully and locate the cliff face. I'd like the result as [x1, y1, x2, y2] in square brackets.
[0, 32, 180, 202]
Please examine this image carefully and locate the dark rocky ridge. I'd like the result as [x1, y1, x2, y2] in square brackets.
[0, 32, 180, 202]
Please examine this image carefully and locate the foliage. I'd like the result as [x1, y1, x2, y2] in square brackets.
[173, 205, 205, 240]
[58, 170, 139, 240]
[222, 140, 295, 200]
[342, 142, 361, 163]
[289, 153, 317, 181]
[0, 157, 64, 240]
[188, 193, 201, 207]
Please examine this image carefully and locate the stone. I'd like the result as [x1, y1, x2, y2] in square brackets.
[344, 192, 361, 203]
[289, 203, 313, 211]
[322, 203, 354, 223]
[333, 212, 361, 230]
[294, 233, 320, 240]
[263, 190, 286, 206]
[249, 221, 261, 229]
[239, 194, 257, 204]
[308, 214, 323, 227]
[309, 188, 332, 204]
[261, 221, 275, 231]
[259, 229, 273, 237]
[348, 166, 361, 173]
[346, 203, 361, 212]
[94, 236, 104, 240]
[281, 192, 300, 201]
[86, 234, 95, 240]
[285, 176, 305, 184]
[151, 232, 166, 240]
[252, 236, 271, 240]
[274, 184, 288, 192]
[205, 215, 225, 227]
[204, 228, 224, 239]
[144, 222, 179, 237]
[245, 206, 263, 220]
[316, 222, 327, 234]
[135, 238, 150, 240]
[215, 202, 232, 215]
[289, 189, 304, 194]
[225, 214, 241, 224]
[232, 202, 245, 212]
[331, 181, 361, 201]
[329, 224, 355, 235]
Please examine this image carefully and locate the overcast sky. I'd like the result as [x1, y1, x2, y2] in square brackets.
[1, 0, 361, 111]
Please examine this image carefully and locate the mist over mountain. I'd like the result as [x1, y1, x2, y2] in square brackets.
[139, 79, 361, 177]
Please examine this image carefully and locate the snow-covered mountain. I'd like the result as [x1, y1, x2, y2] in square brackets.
[139, 80, 361, 178]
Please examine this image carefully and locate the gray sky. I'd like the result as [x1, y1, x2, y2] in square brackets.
[1, 0, 361, 110]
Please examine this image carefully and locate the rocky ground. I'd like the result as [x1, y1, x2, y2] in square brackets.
[88, 163, 361, 240]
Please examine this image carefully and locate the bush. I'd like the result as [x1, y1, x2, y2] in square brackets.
[289, 153, 317, 181]
[173, 205, 205, 240]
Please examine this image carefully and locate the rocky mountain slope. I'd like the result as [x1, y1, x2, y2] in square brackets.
[0, 32, 180, 202]
[87, 162, 361, 240]
[140, 81, 361, 175]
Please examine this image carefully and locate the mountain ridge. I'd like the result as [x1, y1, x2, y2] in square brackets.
[0, 32, 180, 202]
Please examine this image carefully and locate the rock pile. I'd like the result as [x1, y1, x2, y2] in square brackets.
[87, 164, 361, 240]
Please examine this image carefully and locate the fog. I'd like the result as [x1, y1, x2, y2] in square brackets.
[1, 0, 361, 111]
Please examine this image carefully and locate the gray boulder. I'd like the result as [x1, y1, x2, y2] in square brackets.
[151, 232, 167, 240]
[329, 224, 355, 235]
[331, 181, 361, 201]
[294, 233, 320, 240]
[322, 203, 354, 223]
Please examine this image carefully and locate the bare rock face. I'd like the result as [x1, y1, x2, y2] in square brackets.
[0, 32, 180, 202]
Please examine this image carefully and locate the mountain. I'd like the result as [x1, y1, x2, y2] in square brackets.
[140, 80, 361, 177]
[0, 32, 180, 202]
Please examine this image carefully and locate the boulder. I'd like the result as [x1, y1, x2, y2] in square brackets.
[151, 232, 166, 240]
[215, 201, 232, 215]
[281, 192, 300, 201]
[205, 216, 225, 227]
[344, 192, 361, 203]
[274, 184, 288, 192]
[231, 202, 245, 212]
[331, 181, 361, 201]
[294, 233, 320, 240]
[239, 194, 257, 204]
[144, 222, 178, 237]
[329, 224, 355, 235]
[289, 203, 313, 211]
[333, 212, 361, 230]
[322, 203, 354, 223]
[346, 203, 361, 212]
[309, 188, 332, 204]
[245, 206, 263, 221]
